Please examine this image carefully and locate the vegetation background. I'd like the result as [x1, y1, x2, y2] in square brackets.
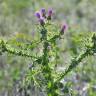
[0, 0, 96, 96]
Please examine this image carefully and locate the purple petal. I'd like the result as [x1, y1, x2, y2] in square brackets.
[39, 17, 45, 26]
[35, 11, 41, 18]
[60, 23, 68, 35]
[48, 8, 53, 16]
[41, 8, 46, 14]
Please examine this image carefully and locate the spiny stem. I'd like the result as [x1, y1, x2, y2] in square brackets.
[55, 33, 96, 83]
[0, 40, 38, 59]
[41, 27, 58, 96]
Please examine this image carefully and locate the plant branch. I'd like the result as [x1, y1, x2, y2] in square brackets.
[0, 39, 38, 59]
[55, 33, 96, 83]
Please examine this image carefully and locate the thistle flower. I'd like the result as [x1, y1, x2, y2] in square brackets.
[39, 17, 45, 26]
[41, 8, 46, 18]
[48, 8, 53, 16]
[47, 8, 53, 20]
[60, 23, 68, 35]
[35, 11, 41, 19]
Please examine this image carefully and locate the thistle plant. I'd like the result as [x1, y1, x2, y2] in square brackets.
[0, 8, 96, 96]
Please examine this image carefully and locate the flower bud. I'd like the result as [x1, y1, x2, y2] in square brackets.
[39, 18, 45, 26]
[60, 23, 68, 35]
[41, 8, 46, 18]
[35, 11, 41, 19]
[47, 8, 53, 20]
[48, 8, 53, 16]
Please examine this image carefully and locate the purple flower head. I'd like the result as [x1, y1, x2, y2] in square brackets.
[41, 8, 46, 18]
[60, 23, 68, 35]
[47, 8, 53, 20]
[39, 17, 45, 26]
[48, 8, 53, 16]
[35, 11, 41, 19]
[41, 8, 46, 14]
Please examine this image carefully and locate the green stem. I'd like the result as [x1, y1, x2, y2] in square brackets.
[0, 40, 38, 59]
[41, 28, 58, 96]
[55, 33, 96, 83]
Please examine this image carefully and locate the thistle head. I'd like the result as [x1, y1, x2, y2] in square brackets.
[39, 17, 45, 26]
[48, 8, 53, 16]
[41, 8, 46, 18]
[47, 8, 53, 20]
[35, 11, 41, 19]
[60, 23, 68, 35]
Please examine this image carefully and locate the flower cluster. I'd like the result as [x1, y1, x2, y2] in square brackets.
[35, 8, 53, 26]
[35, 8, 68, 35]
